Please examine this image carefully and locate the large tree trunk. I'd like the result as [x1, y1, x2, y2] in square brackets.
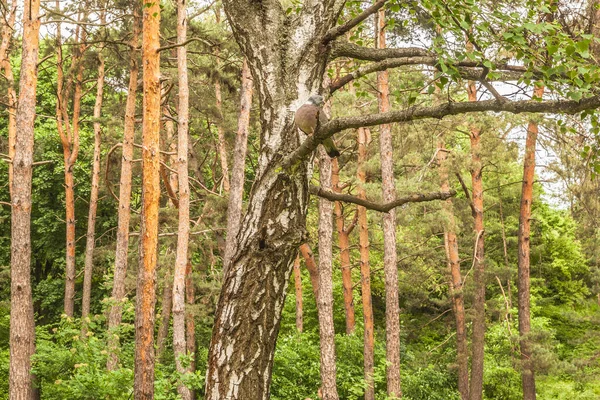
[316, 151, 339, 400]
[9, 0, 41, 397]
[223, 59, 253, 274]
[134, 2, 161, 398]
[205, 1, 343, 397]
[332, 158, 356, 335]
[437, 141, 469, 400]
[293, 255, 303, 332]
[106, 4, 142, 370]
[1, 0, 16, 195]
[172, 1, 193, 397]
[376, 8, 401, 398]
[358, 126, 375, 400]
[467, 77, 486, 400]
[82, 31, 106, 326]
[518, 85, 544, 400]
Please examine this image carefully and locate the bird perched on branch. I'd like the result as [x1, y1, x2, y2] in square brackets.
[294, 94, 340, 158]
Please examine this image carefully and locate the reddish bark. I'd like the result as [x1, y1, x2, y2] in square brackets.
[294, 255, 303, 332]
[299, 243, 320, 298]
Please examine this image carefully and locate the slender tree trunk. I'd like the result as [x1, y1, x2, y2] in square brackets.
[376, 8, 401, 398]
[316, 150, 339, 400]
[213, 7, 230, 193]
[518, 85, 544, 400]
[293, 255, 303, 332]
[134, 2, 161, 398]
[156, 265, 173, 360]
[172, 1, 193, 396]
[467, 76, 486, 400]
[82, 29, 106, 326]
[1, 0, 16, 195]
[437, 141, 469, 400]
[185, 261, 196, 375]
[358, 126, 375, 400]
[332, 158, 356, 335]
[9, 0, 40, 397]
[223, 59, 253, 274]
[299, 243, 320, 298]
[107, 5, 141, 370]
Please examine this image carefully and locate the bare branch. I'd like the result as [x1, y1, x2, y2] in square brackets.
[322, 0, 388, 44]
[310, 185, 456, 212]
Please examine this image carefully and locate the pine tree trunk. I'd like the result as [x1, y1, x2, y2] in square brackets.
[376, 8, 401, 398]
[82, 32, 106, 326]
[172, 1, 193, 396]
[156, 265, 173, 360]
[223, 58, 253, 274]
[1, 0, 16, 195]
[437, 141, 469, 400]
[358, 127, 375, 400]
[518, 85, 544, 400]
[205, 2, 342, 396]
[299, 243, 320, 298]
[9, 0, 40, 397]
[294, 255, 303, 332]
[134, 2, 161, 398]
[317, 151, 339, 399]
[185, 261, 196, 372]
[106, 4, 141, 370]
[467, 77, 486, 400]
[213, 7, 230, 193]
[332, 158, 356, 335]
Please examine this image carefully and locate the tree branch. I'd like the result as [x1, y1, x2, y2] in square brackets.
[310, 185, 456, 212]
[322, 0, 388, 44]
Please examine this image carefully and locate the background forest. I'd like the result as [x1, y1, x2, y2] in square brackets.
[2, 0, 600, 399]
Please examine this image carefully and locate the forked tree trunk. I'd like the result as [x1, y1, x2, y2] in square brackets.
[316, 150, 339, 400]
[9, 0, 41, 397]
[518, 85, 544, 400]
[376, 8, 401, 398]
[107, 4, 141, 370]
[293, 255, 303, 332]
[437, 141, 469, 400]
[205, 1, 343, 397]
[1, 0, 16, 195]
[467, 76, 486, 400]
[172, 0, 193, 396]
[134, 2, 161, 398]
[358, 126, 375, 400]
[82, 29, 106, 326]
[223, 58, 253, 274]
[332, 158, 356, 334]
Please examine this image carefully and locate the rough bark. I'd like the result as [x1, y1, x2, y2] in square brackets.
[467, 77, 486, 400]
[358, 126, 375, 400]
[1, 0, 16, 195]
[9, 0, 40, 397]
[205, 1, 344, 397]
[376, 8, 401, 398]
[332, 158, 356, 334]
[55, 8, 87, 317]
[223, 58, 253, 274]
[172, 1, 193, 396]
[156, 266, 173, 360]
[82, 26, 106, 326]
[518, 85, 545, 400]
[293, 255, 303, 332]
[107, 5, 141, 370]
[316, 150, 339, 400]
[437, 141, 469, 400]
[134, 2, 161, 398]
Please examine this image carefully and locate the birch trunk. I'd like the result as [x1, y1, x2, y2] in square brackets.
[106, 4, 141, 370]
[223, 58, 253, 274]
[9, 0, 40, 397]
[317, 150, 339, 399]
[376, 8, 401, 397]
[134, 2, 161, 398]
[172, 1, 193, 396]
[518, 85, 545, 400]
[358, 126, 375, 400]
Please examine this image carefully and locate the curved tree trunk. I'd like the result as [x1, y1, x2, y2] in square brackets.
[376, 8, 401, 398]
[134, 2, 161, 398]
[106, 4, 142, 370]
[10, 0, 41, 397]
[518, 85, 545, 400]
[205, 1, 344, 397]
